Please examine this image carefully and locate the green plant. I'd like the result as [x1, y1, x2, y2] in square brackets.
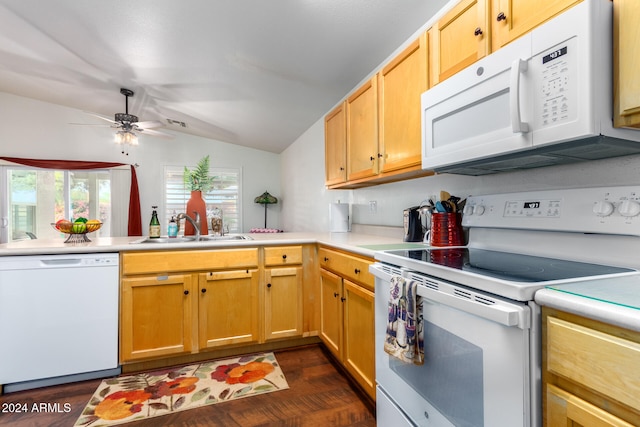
[184, 155, 215, 192]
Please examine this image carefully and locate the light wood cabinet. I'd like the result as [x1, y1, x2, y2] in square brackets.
[428, 0, 490, 86]
[491, 0, 581, 51]
[346, 77, 379, 182]
[319, 246, 375, 400]
[198, 269, 260, 349]
[121, 273, 194, 361]
[325, 102, 347, 186]
[614, 0, 640, 128]
[378, 33, 428, 174]
[264, 246, 304, 341]
[543, 308, 640, 426]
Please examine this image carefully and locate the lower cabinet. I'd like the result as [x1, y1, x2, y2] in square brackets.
[319, 247, 376, 400]
[198, 269, 260, 349]
[120, 273, 195, 361]
[264, 266, 304, 341]
[543, 307, 640, 426]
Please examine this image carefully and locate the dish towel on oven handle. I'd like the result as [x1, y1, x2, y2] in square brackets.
[384, 275, 424, 365]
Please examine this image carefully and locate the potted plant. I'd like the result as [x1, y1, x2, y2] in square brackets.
[182, 155, 214, 235]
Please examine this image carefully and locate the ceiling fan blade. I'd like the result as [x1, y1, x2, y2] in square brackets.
[84, 111, 117, 124]
[134, 120, 164, 129]
[139, 128, 174, 139]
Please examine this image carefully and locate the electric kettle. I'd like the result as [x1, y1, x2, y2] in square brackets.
[403, 206, 424, 242]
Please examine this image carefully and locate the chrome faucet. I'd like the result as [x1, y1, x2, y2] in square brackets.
[176, 211, 201, 240]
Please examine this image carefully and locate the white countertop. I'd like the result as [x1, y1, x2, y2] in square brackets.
[536, 277, 640, 332]
[0, 231, 414, 258]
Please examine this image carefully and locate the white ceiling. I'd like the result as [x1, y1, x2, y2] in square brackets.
[0, 0, 447, 153]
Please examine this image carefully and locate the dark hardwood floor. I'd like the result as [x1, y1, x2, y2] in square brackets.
[0, 345, 375, 427]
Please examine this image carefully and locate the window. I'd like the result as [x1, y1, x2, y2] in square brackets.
[2, 167, 111, 242]
[164, 166, 241, 234]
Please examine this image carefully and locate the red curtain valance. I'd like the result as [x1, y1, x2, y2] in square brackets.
[0, 156, 142, 236]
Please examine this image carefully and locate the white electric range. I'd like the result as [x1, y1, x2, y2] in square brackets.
[371, 186, 640, 427]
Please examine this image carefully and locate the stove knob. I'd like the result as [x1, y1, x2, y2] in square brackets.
[618, 200, 640, 217]
[473, 205, 486, 216]
[592, 201, 615, 217]
[463, 205, 475, 215]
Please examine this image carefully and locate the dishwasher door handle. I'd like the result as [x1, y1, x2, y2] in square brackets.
[40, 258, 84, 266]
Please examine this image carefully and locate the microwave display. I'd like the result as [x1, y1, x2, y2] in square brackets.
[542, 46, 568, 64]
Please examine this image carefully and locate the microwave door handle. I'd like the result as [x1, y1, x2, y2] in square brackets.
[509, 58, 529, 133]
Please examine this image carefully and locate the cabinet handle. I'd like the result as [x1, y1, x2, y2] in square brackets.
[267, 283, 272, 288]
[377, 153, 383, 158]
[334, 292, 339, 298]
[184, 290, 189, 295]
[496, 11, 506, 22]
[341, 297, 346, 302]
[324, 257, 329, 262]
[474, 27, 483, 36]
[282, 254, 287, 260]
[354, 268, 361, 274]
[369, 156, 375, 161]
[339, 167, 345, 171]
[201, 288, 207, 294]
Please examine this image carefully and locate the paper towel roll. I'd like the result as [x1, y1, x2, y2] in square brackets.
[330, 203, 350, 232]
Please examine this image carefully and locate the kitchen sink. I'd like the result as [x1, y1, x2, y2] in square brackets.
[131, 235, 253, 244]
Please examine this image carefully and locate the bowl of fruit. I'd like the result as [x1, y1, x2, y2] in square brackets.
[52, 218, 102, 243]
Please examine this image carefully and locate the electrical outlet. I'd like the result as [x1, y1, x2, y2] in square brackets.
[369, 200, 377, 214]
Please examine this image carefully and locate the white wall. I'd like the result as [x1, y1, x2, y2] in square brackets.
[0, 92, 282, 234]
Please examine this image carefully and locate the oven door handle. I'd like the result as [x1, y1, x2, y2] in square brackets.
[417, 286, 528, 329]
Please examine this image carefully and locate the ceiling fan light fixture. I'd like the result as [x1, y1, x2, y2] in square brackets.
[114, 130, 138, 146]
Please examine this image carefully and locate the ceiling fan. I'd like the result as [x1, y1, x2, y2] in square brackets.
[73, 88, 173, 154]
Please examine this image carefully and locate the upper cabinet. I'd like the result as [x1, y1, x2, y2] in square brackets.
[324, 102, 347, 186]
[378, 33, 428, 174]
[325, 34, 434, 189]
[346, 77, 379, 182]
[428, 0, 490, 86]
[491, 0, 581, 51]
[614, 0, 640, 128]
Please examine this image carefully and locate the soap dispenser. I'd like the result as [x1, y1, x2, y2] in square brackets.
[168, 214, 178, 238]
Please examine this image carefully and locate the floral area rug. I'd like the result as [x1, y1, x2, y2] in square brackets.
[74, 352, 288, 426]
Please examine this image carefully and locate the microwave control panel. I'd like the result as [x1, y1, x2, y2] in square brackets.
[537, 37, 577, 128]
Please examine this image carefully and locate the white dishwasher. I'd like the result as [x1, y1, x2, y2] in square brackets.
[0, 253, 121, 392]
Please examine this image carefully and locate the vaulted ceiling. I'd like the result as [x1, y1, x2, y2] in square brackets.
[0, 0, 447, 153]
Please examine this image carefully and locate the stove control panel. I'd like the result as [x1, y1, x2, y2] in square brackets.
[463, 186, 640, 236]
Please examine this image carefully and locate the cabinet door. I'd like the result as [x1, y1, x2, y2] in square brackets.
[342, 279, 375, 399]
[378, 33, 428, 174]
[319, 269, 343, 359]
[347, 77, 379, 181]
[121, 274, 194, 362]
[264, 266, 303, 341]
[614, 0, 640, 128]
[547, 384, 635, 427]
[491, 0, 581, 51]
[198, 269, 259, 349]
[428, 0, 489, 86]
[325, 102, 347, 186]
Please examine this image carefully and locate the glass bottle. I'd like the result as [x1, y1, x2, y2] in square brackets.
[210, 206, 223, 236]
[149, 206, 161, 238]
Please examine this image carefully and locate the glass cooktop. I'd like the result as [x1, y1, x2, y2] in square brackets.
[384, 248, 635, 283]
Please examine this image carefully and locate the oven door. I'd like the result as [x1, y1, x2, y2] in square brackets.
[372, 264, 533, 427]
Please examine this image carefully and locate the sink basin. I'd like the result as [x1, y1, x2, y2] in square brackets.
[131, 235, 252, 244]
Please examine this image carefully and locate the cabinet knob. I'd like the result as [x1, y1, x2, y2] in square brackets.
[474, 27, 483, 36]
[496, 11, 507, 22]
[334, 292, 339, 298]
[354, 268, 361, 274]
[282, 254, 287, 260]
[201, 288, 207, 294]
[324, 257, 329, 262]
[267, 283, 272, 288]
[341, 297, 346, 302]
[339, 167, 345, 171]
[377, 153, 383, 158]
[184, 290, 190, 295]
[370, 156, 375, 161]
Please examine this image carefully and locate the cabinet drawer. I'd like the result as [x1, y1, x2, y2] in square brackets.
[547, 316, 640, 412]
[318, 247, 374, 290]
[122, 248, 259, 275]
[264, 246, 303, 266]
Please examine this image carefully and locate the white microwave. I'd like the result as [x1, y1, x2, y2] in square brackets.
[421, 0, 640, 175]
